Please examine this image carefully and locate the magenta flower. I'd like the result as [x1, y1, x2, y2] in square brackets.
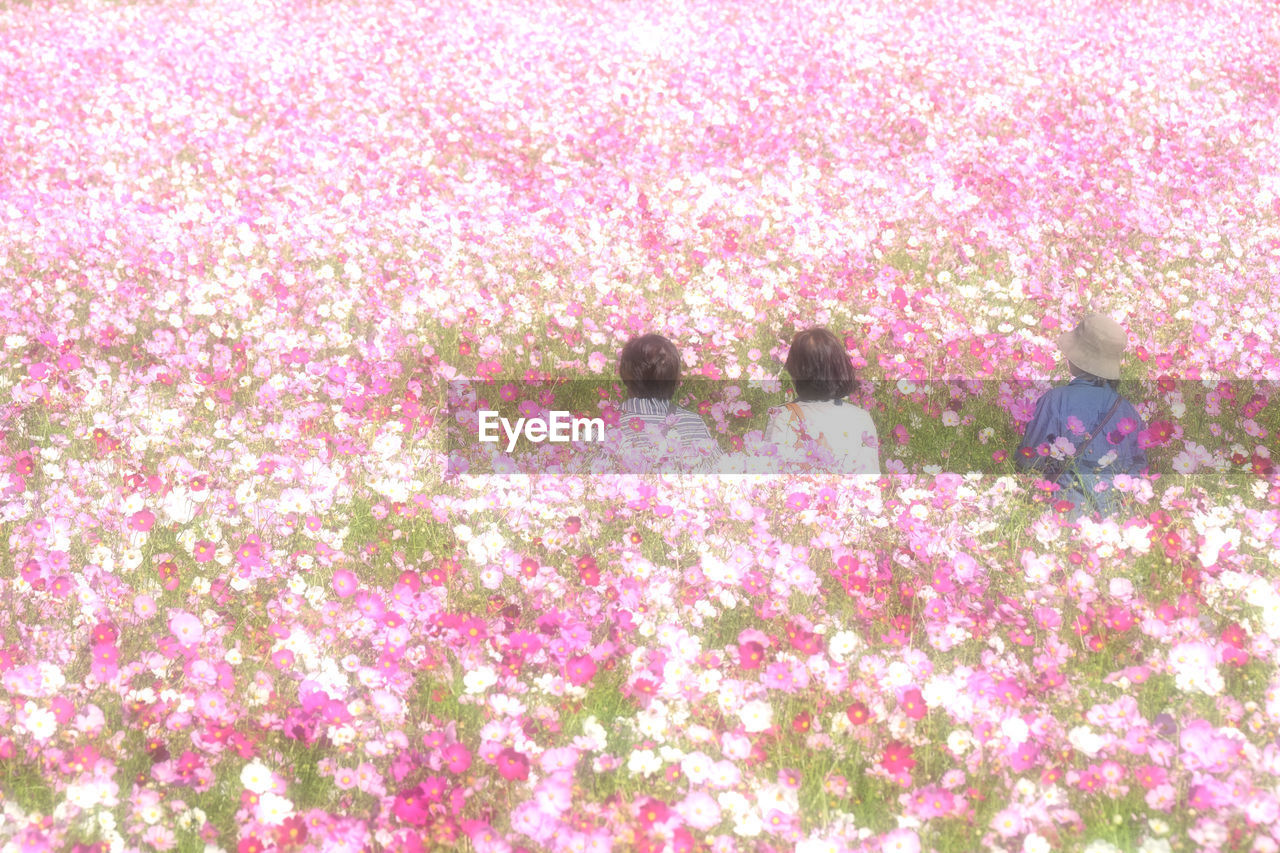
[900, 688, 927, 720]
[637, 797, 668, 826]
[495, 748, 529, 781]
[90, 643, 118, 680]
[392, 785, 430, 825]
[442, 743, 471, 774]
[880, 742, 915, 774]
[129, 509, 156, 532]
[331, 569, 358, 598]
[565, 654, 597, 686]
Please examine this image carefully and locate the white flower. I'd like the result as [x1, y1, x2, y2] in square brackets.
[885, 661, 913, 688]
[1169, 641, 1224, 696]
[66, 782, 101, 810]
[278, 487, 312, 516]
[240, 759, 273, 794]
[636, 705, 669, 741]
[1083, 842, 1123, 853]
[946, 729, 972, 755]
[371, 432, 402, 459]
[718, 790, 751, 817]
[733, 810, 763, 837]
[256, 792, 295, 826]
[1199, 525, 1240, 568]
[38, 663, 65, 693]
[739, 699, 773, 733]
[626, 748, 662, 777]
[1068, 726, 1107, 758]
[1024, 833, 1051, 853]
[1002, 717, 1030, 746]
[24, 704, 56, 741]
[463, 666, 498, 695]
[681, 751, 713, 784]
[580, 716, 608, 750]
[828, 630, 860, 662]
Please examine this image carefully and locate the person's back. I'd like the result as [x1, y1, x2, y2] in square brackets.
[764, 327, 881, 476]
[614, 334, 721, 472]
[1017, 314, 1147, 517]
[765, 399, 880, 475]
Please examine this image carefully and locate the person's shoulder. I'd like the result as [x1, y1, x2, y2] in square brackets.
[1041, 382, 1076, 400]
[1033, 383, 1079, 411]
[1118, 395, 1146, 424]
[669, 404, 706, 420]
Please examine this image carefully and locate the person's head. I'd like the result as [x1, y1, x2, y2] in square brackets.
[1068, 360, 1120, 390]
[1058, 313, 1126, 381]
[784, 327, 857, 402]
[619, 334, 681, 400]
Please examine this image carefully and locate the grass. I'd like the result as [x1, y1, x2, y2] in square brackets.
[0, 758, 57, 817]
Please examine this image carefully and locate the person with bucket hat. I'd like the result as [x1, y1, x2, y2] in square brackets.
[1016, 313, 1148, 518]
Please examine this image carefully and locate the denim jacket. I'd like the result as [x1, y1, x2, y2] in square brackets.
[1016, 377, 1147, 514]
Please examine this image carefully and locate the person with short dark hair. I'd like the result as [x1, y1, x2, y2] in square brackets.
[765, 328, 880, 475]
[619, 334, 682, 401]
[1017, 313, 1147, 518]
[617, 334, 720, 469]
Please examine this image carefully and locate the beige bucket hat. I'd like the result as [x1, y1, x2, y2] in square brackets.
[1058, 313, 1127, 380]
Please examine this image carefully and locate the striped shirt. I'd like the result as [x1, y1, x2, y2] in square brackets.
[617, 398, 721, 468]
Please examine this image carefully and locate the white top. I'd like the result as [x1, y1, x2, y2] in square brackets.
[764, 400, 880, 475]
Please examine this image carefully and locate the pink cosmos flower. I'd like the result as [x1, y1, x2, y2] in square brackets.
[880, 742, 915, 774]
[129, 509, 156, 532]
[738, 641, 764, 669]
[169, 611, 203, 645]
[90, 643, 118, 681]
[846, 701, 873, 726]
[638, 797, 668, 826]
[881, 828, 921, 853]
[495, 748, 529, 781]
[677, 789, 721, 831]
[900, 688, 927, 720]
[392, 785, 430, 825]
[331, 569, 358, 598]
[442, 743, 471, 774]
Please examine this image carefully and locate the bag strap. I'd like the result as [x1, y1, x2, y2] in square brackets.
[1066, 392, 1124, 468]
[787, 402, 831, 451]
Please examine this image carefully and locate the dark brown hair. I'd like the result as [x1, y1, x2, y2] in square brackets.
[784, 327, 857, 402]
[619, 334, 681, 400]
[1068, 361, 1120, 391]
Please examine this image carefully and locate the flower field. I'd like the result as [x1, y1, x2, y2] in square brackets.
[3, 0, 1280, 850]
